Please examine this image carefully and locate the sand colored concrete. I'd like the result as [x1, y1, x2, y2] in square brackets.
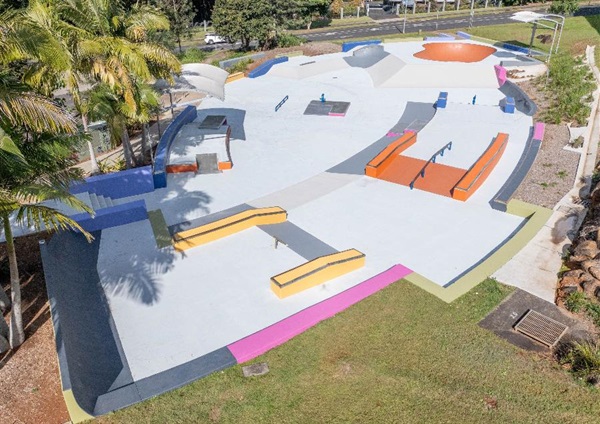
[414, 42, 497, 63]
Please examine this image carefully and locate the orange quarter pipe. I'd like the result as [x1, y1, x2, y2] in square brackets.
[414, 43, 497, 63]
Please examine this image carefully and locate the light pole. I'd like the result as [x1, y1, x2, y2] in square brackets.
[469, 0, 474, 28]
[403, 1, 408, 33]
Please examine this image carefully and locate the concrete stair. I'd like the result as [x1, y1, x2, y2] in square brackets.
[88, 192, 115, 212]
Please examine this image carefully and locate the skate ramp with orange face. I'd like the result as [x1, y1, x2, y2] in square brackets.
[414, 43, 497, 63]
[378, 156, 467, 198]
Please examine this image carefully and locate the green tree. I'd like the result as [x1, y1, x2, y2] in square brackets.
[549, 0, 579, 15]
[88, 82, 160, 167]
[212, 0, 275, 49]
[0, 10, 93, 350]
[153, 0, 196, 53]
[273, 0, 331, 30]
[26, 0, 181, 171]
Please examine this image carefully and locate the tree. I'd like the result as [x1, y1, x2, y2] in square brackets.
[549, 0, 579, 15]
[0, 133, 93, 351]
[153, 0, 196, 53]
[0, 12, 93, 349]
[88, 82, 160, 167]
[273, 0, 330, 30]
[26, 0, 181, 171]
[212, 0, 275, 49]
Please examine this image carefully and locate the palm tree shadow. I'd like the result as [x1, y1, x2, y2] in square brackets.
[98, 248, 176, 305]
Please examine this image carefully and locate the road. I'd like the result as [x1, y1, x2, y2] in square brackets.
[301, 6, 600, 42]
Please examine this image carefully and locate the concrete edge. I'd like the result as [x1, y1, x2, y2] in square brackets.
[404, 199, 552, 303]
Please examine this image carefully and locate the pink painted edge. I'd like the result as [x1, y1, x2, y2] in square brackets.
[227, 264, 413, 363]
[328, 112, 346, 117]
[494, 64, 507, 87]
[533, 122, 545, 141]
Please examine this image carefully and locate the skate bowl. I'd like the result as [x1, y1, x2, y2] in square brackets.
[414, 43, 497, 63]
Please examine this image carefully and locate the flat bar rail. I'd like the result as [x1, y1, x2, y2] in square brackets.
[409, 141, 453, 190]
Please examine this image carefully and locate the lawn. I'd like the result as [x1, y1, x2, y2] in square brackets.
[100, 279, 600, 424]
[464, 15, 600, 66]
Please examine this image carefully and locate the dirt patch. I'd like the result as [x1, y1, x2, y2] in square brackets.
[511, 80, 582, 209]
[1, 233, 69, 424]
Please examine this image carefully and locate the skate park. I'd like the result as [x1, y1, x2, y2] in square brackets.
[39, 38, 552, 421]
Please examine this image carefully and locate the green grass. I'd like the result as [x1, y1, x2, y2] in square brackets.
[100, 279, 600, 423]
[464, 15, 600, 66]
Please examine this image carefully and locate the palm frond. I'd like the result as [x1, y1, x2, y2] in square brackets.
[0, 76, 77, 134]
[15, 203, 93, 241]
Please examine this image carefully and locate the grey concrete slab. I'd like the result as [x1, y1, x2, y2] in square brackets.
[493, 51, 516, 58]
[258, 221, 338, 261]
[197, 153, 219, 174]
[168, 203, 255, 235]
[479, 289, 590, 352]
[135, 347, 237, 401]
[42, 230, 135, 415]
[327, 101, 436, 175]
[490, 129, 540, 212]
[198, 115, 227, 129]
[195, 108, 246, 140]
[344, 45, 390, 69]
[499, 80, 537, 116]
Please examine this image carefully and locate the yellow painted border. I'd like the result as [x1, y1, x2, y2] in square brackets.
[63, 389, 94, 423]
[404, 199, 552, 303]
[225, 72, 245, 84]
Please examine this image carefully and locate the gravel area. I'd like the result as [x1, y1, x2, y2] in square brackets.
[512, 124, 581, 209]
[509, 79, 584, 209]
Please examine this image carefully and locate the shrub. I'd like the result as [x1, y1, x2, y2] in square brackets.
[565, 291, 588, 313]
[561, 341, 600, 381]
[178, 48, 209, 64]
[276, 33, 303, 48]
[227, 58, 253, 73]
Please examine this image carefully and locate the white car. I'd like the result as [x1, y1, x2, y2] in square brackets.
[204, 33, 228, 45]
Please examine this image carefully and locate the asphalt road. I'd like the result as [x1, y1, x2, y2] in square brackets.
[301, 6, 600, 42]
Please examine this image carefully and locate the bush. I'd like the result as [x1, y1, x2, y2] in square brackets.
[540, 53, 594, 126]
[227, 58, 253, 73]
[178, 48, 209, 64]
[276, 33, 303, 48]
[565, 291, 588, 313]
[561, 341, 600, 381]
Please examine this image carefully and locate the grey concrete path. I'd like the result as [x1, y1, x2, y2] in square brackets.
[328, 101, 436, 175]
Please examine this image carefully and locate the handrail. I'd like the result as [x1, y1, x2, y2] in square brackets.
[409, 141, 453, 190]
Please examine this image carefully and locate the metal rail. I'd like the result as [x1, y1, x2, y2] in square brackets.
[409, 141, 453, 190]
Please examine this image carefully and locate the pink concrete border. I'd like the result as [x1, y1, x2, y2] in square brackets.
[328, 112, 346, 117]
[494, 65, 507, 87]
[533, 122, 545, 141]
[227, 264, 413, 363]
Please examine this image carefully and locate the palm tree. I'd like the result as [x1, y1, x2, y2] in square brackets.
[0, 127, 94, 352]
[25, 0, 181, 173]
[88, 81, 161, 168]
[0, 7, 93, 352]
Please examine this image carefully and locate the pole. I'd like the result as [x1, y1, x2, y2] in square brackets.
[442, 0, 446, 12]
[469, 0, 474, 28]
[403, 2, 408, 33]
[169, 91, 174, 117]
[357, 6, 360, 18]
[427, 1, 431, 13]
[528, 22, 537, 56]
[555, 18, 564, 53]
[413, 0, 416, 14]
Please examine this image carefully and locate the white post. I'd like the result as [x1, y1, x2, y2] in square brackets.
[396, 3, 400, 14]
[341, 7, 344, 19]
[366, 4, 370, 16]
[457, 0, 461, 10]
[403, 3, 408, 33]
[442, 0, 446, 12]
[203, 20, 207, 32]
[357, 6, 360, 18]
[413, 0, 416, 14]
[427, 1, 431, 13]
[484, 0, 488, 7]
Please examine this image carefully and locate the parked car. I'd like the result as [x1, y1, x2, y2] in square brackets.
[204, 33, 229, 44]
